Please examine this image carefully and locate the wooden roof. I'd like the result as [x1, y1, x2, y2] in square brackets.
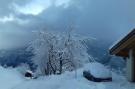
[110, 29, 135, 57]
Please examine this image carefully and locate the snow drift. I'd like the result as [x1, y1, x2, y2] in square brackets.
[0, 66, 24, 89]
[84, 62, 111, 78]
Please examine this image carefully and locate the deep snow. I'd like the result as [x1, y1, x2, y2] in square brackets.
[0, 63, 135, 89]
[14, 70, 135, 89]
[0, 67, 24, 89]
[84, 63, 111, 78]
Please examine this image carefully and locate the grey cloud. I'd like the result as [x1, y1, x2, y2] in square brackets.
[0, 0, 135, 49]
[0, 0, 32, 17]
[24, 0, 135, 42]
[70, 0, 135, 41]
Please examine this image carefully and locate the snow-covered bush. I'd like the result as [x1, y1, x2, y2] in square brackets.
[29, 30, 92, 75]
[84, 62, 112, 79]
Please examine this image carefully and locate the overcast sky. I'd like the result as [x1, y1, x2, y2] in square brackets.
[0, 0, 134, 49]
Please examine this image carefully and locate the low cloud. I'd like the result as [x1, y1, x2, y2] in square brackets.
[0, 0, 135, 49]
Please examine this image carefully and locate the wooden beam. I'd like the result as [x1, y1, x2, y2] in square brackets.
[115, 51, 129, 57]
[111, 35, 135, 56]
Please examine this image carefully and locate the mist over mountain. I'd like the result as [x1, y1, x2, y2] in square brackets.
[0, 37, 125, 71]
[0, 46, 35, 70]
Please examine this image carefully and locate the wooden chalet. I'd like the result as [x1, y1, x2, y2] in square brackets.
[110, 29, 135, 82]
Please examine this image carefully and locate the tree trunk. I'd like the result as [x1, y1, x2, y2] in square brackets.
[59, 60, 63, 74]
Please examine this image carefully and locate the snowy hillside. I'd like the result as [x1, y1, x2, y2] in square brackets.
[0, 64, 135, 89]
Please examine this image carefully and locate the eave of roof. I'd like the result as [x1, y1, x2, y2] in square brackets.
[110, 29, 135, 57]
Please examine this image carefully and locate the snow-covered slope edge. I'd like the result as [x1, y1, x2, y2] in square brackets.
[0, 67, 24, 89]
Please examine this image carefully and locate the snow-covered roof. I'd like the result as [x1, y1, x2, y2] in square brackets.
[109, 29, 135, 57]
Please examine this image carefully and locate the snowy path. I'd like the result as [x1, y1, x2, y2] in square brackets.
[10, 80, 28, 89]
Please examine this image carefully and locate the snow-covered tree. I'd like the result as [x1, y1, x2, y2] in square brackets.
[29, 30, 92, 75]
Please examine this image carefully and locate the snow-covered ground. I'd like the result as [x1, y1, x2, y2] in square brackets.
[0, 64, 135, 89]
[0, 67, 24, 89]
